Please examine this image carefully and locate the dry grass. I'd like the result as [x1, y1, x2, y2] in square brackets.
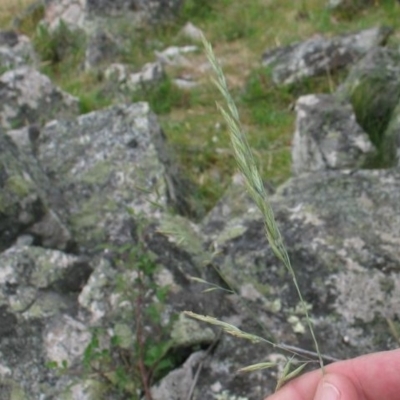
[0, 0, 35, 28]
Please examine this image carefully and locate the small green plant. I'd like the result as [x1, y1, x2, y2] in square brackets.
[78, 88, 114, 114]
[131, 76, 191, 114]
[45, 359, 69, 374]
[179, 0, 216, 22]
[81, 239, 177, 399]
[34, 21, 85, 66]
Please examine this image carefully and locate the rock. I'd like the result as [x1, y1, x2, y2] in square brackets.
[0, 30, 37, 70]
[0, 129, 72, 251]
[262, 26, 392, 85]
[0, 379, 27, 400]
[57, 379, 106, 400]
[179, 22, 204, 42]
[0, 245, 93, 398]
[327, 0, 376, 11]
[336, 47, 400, 164]
[44, 0, 183, 32]
[44, 0, 86, 32]
[43, 0, 185, 73]
[150, 351, 205, 400]
[272, 169, 400, 332]
[0, 245, 92, 318]
[203, 168, 400, 354]
[201, 173, 272, 241]
[292, 94, 375, 175]
[170, 313, 216, 347]
[44, 314, 92, 367]
[43, 0, 188, 70]
[77, 256, 117, 323]
[127, 61, 165, 91]
[37, 103, 195, 251]
[173, 76, 198, 89]
[155, 45, 198, 67]
[105, 62, 165, 92]
[84, 29, 122, 70]
[194, 167, 400, 398]
[6, 124, 41, 156]
[85, 0, 184, 23]
[382, 99, 400, 166]
[0, 317, 49, 398]
[328, 0, 345, 7]
[39, 103, 164, 251]
[0, 66, 79, 130]
[104, 62, 129, 83]
[0, 30, 19, 47]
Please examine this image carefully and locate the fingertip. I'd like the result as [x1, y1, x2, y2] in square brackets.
[314, 373, 360, 400]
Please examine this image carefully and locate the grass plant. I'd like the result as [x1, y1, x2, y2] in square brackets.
[184, 37, 324, 389]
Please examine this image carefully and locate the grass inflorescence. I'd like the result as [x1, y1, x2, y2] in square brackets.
[184, 35, 325, 383]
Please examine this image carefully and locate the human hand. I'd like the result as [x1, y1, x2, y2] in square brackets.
[264, 348, 400, 400]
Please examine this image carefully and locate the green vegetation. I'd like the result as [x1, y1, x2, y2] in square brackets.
[4, 0, 400, 212]
[131, 76, 192, 114]
[34, 22, 85, 67]
[47, 241, 177, 399]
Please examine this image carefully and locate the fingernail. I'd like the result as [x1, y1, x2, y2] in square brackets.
[315, 382, 340, 400]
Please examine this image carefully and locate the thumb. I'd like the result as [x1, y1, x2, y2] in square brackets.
[314, 373, 360, 400]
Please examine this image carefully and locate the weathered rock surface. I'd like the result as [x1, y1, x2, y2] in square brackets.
[150, 351, 206, 400]
[262, 26, 392, 85]
[104, 61, 167, 100]
[0, 30, 37, 70]
[37, 102, 195, 251]
[383, 99, 400, 166]
[292, 94, 375, 175]
[0, 245, 93, 398]
[0, 245, 91, 319]
[44, 0, 87, 32]
[0, 129, 72, 251]
[155, 45, 198, 67]
[195, 167, 400, 398]
[0, 66, 79, 130]
[84, 29, 121, 70]
[179, 22, 203, 41]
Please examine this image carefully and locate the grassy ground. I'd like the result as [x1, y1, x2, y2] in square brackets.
[0, 0, 32, 21]
[1, 0, 400, 213]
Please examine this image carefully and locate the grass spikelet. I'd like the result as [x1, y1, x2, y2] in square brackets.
[238, 362, 277, 373]
[184, 311, 265, 344]
[276, 359, 308, 391]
